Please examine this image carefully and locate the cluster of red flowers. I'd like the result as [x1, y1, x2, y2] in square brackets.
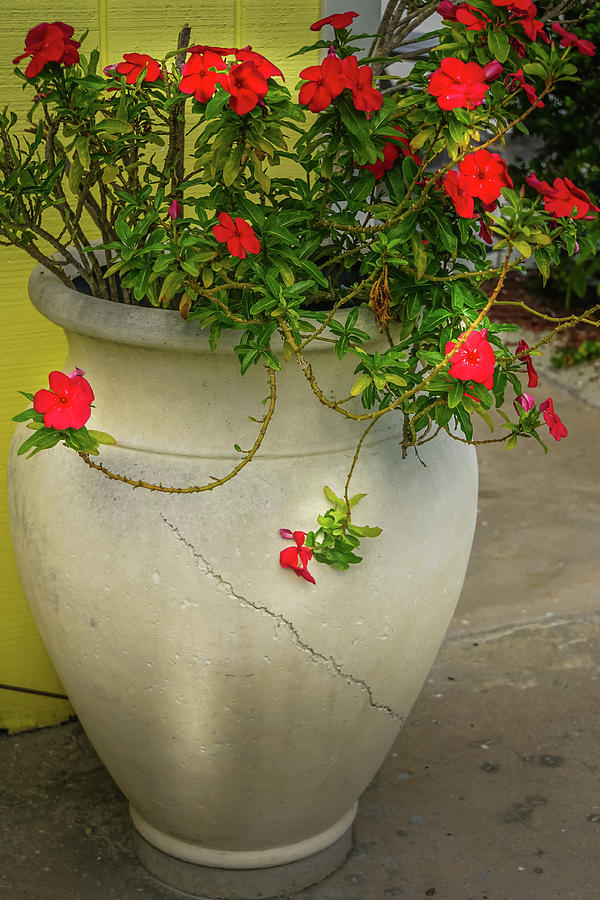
[428, 58, 490, 110]
[444, 149, 512, 219]
[526, 174, 600, 220]
[298, 54, 382, 114]
[279, 530, 315, 584]
[33, 369, 94, 430]
[13, 22, 80, 79]
[513, 341, 567, 440]
[439, 0, 595, 57]
[445, 334, 568, 440]
[179, 46, 283, 115]
[361, 125, 421, 179]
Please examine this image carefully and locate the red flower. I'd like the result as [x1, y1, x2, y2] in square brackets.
[444, 170, 475, 218]
[509, 35, 527, 57]
[492, 0, 533, 9]
[235, 49, 283, 80]
[552, 23, 596, 56]
[455, 4, 491, 31]
[516, 5, 550, 43]
[506, 68, 544, 107]
[341, 56, 383, 114]
[363, 142, 399, 179]
[516, 339, 538, 388]
[527, 174, 600, 220]
[428, 58, 489, 110]
[362, 126, 421, 178]
[539, 398, 567, 441]
[458, 149, 513, 205]
[33, 370, 94, 430]
[212, 213, 261, 258]
[279, 531, 316, 584]
[179, 51, 228, 103]
[13, 22, 80, 79]
[226, 61, 269, 114]
[115, 52, 162, 84]
[298, 56, 346, 113]
[310, 11, 358, 31]
[445, 329, 495, 389]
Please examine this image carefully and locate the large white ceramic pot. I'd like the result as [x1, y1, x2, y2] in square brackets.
[8, 265, 478, 899]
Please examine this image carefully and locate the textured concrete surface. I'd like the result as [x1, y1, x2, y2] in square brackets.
[2, 347, 599, 900]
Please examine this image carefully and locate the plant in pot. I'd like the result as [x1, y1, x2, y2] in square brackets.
[3, 5, 598, 898]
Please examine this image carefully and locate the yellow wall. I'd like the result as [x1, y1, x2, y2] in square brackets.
[0, 0, 319, 732]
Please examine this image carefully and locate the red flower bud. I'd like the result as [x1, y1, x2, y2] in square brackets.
[483, 60, 503, 82]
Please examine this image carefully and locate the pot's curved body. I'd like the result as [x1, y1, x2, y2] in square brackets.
[8, 266, 478, 897]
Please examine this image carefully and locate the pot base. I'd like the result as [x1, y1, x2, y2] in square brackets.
[132, 823, 354, 899]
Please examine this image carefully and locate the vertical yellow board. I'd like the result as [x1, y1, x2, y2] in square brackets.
[0, 1, 319, 731]
[0, 2, 101, 732]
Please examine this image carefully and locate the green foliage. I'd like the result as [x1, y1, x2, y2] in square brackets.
[4, 10, 599, 573]
[512, 4, 600, 305]
[552, 339, 600, 368]
[12, 404, 116, 458]
[305, 487, 382, 570]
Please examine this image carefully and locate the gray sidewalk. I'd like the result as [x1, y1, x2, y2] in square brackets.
[2, 350, 599, 900]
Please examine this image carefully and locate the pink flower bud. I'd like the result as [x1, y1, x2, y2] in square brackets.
[68, 367, 85, 378]
[168, 199, 181, 219]
[483, 60, 503, 82]
[279, 528, 294, 540]
[513, 392, 535, 413]
[103, 63, 118, 76]
[326, 45, 338, 58]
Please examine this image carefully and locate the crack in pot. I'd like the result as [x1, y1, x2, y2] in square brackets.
[162, 515, 402, 721]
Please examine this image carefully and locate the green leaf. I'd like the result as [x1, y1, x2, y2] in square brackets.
[514, 240, 532, 258]
[410, 234, 427, 279]
[68, 155, 84, 193]
[350, 373, 372, 396]
[223, 145, 243, 188]
[447, 379, 464, 409]
[159, 271, 185, 305]
[94, 118, 133, 135]
[74, 136, 91, 168]
[487, 29, 510, 63]
[350, 525, 382, 538]
[12, 408, 39, 423]
[87, 429, 117, 445]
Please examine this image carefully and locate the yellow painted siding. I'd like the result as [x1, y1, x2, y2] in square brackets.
[0, 2, 319, 731]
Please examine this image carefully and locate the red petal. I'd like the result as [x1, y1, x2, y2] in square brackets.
[227, 234, 246, 258]
[33, 388, 58, 414]
[229, 89, 259, 115]
[48, 370, 71, 396]
[69, 375, 94, 404]
[298, 567, 316, 584]
[280, 546, 299, 570]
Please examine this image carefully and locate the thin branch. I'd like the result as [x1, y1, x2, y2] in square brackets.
[78, 368, 277, 492]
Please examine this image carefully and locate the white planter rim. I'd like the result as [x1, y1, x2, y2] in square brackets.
[29, 263, 373, 356]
